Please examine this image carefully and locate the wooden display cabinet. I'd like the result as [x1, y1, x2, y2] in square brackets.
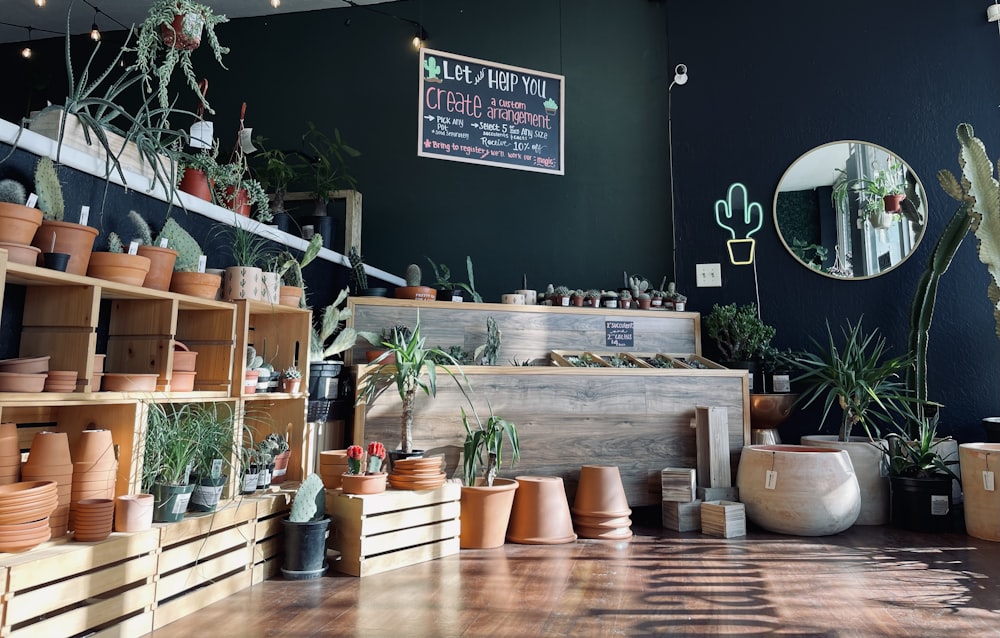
[233, 299, 312, 399]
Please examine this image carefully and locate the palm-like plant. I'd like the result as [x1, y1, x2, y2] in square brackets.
[782, 318, 917, 442]
[461, 405, 519, 487]
[357, 316, 471, 454]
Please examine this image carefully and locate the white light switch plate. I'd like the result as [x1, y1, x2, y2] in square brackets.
[696, 263, 722, 288]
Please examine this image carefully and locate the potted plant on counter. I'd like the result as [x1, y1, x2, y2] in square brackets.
[309, 286, 357, 402]
[143, 402, 200, 523]
[281, 473, 330, 580]
[188, 402, 236, 513]
[340, 442, 388, 494]
[30, 157, 99, 276]
[459, 404, 520, 549]
[704, 302, 776, 393]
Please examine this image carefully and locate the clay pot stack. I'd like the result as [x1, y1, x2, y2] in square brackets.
[388, 456, 447, 490]
[0, 480, 58, 553]
[170, 342, 198, 392]
[506, 476, 577, 544]
[318, 450, 348, 489]
[70, 430, 117, 531]
[570, 465, 633, 540]
[0, 200, 42, 266]
[0, 422, 22, 485]
[92, 354, 105, 391]
[0, 356, 50, 393]
[72, 498, 115, 542]
[43, 370, 78, 393]
[22, 432, 73, 536]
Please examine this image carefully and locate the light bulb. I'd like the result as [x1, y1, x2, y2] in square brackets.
[271, 0, 280, 7]
[412, 35, 422, 48]
[90, 24, 101, 41]
[34, 0, 45, 6]
[21, 47, 32, 59]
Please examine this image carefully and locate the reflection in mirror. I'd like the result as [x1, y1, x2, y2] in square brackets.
[773, 141, 927, 279]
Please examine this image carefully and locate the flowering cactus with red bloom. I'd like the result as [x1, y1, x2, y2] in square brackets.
[346, 445, 364, 474]
[367, 441, 386, 474]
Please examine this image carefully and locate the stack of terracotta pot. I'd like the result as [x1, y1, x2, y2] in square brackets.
[388, 456, 447, 490]
[43, 370, 78, 393]
[91, 354, 105, 391]
[22, 432, 73, 536]
[72, 498, 115, 542]
[570, 465, 633, 540]
[170, 342, 198, 392]
[0, 355, 49, 393]
[318, 450, 348, 489]
[70, 429, 117, 531]
[0, 480, 58, 552]
[0, 422, 21, 485]
[0, 200, 42, 266]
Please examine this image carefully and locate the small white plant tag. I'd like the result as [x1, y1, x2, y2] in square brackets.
[127, 240, 139, 255]
[211, 458, 223, 480]
[765, 470, 777, 490]
[25, 193, 38, 208]
[197, 255, 207, 273]
[984, 470, 995, 492]
[930, 495, 949, 516]
[189, 121, 214, 149]
[159, 237, 169, 248]
[79, 205, 90, 225]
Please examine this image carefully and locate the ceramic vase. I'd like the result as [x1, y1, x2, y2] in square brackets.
[223, 266, 263, 301]
[801, 435, 889, 525]
[960, 443, 1000, 541]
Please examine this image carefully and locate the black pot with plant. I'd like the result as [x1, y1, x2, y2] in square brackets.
[704, 302, 776, 393]
[282, 473, 331, 580]
[143, 402, 201, 523]
[187, 403, 236, 513]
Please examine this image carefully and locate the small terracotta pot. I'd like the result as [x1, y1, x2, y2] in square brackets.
[0, 202, 43, 245]
[136, 245, 178, 291]
[0, 241, 41, 266]
[178, 167, 211, 201]
[161, 12, 203, 50]
[26, 432, 72, 467]
[225, 186, 251, 217]
[170, 370, 196, 392]
[394, 286, 437, 301]
[279, 285, 302, 307]
[171, 343, 198, 372]
[86, 252, 151, 286]
[340, 472, 387, 495]
[114, 494, 154, 532]
[271, 450, 292, 484]
[506, 476, 577, 545]
[72, 430, 115, 467]
[244, 370, 259, 395]
[32, 220, 99, 276]
[571, 465, 631, 518]
[281, 378, 301, 394]
[170, 271, 221, 300]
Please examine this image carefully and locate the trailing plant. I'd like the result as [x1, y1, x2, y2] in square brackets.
[704, 303, 776, 362]
[781, 318, 917, 442]
[461, 404, 519, 487]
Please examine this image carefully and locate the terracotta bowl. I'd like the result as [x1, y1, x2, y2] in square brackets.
[0, 356, 50, 374]
[0, 241, 41, 266]
[101, 373, 158, 392]
[0, 372, 46, 393]
[0, 481, 57, 500]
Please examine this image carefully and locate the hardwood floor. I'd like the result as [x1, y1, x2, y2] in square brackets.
[148, 508, 1000, 637]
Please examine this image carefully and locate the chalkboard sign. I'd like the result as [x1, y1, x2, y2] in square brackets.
[418, 48, 564, 175]
[605, 321, 634, 348]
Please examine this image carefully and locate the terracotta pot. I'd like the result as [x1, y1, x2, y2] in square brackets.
[281, 378, 301, 394]
[136, 245, 178, 291]
[0, 373, 44, 393]
[365, 349, 395, 364]
[0, 202, 43, 245]
[31, 220, 99, 276]
[394, 286, 438, 301]
[114, 493, 154, 532]
[244, 369, 259, 395]
[341, 472, 388, 495]
[271, 450, 292, 484]
[170, 271, 221, 299]
[72, 498, 114, 541]
[883, 194, 906, 212]
[736, 445, 861, 536]
[224, 186, 251, 217]
[571, 465, 631, 518]
[223, 265, 264, 301]
[179, 167, 212, 201]
[460, 477, 519, 549]
[170, 370, 196, 392]
[26, 432, 72, 467]
[161, 12, 203, 51]
[0, 356, 50, 374]
[506, 476, 577, 544]
[171, 343, 198, 372]
[0, 241, 41, 266]
[101, 373, 158, 392]
[72, 429, 115, 468]
[279, 285, 302, 307]
[801, 435, 889, 526]
[86, 252, 151, 286]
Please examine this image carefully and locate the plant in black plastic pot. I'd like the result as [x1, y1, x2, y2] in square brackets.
[308, 286, 357, 404]
[281, 473, 330, 580]
[704, 302, 776, 393]
[142, 402, 200, 523]
[187, 403, 236, 513]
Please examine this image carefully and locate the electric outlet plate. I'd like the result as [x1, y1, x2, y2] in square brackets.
[696, 263, 722, 288]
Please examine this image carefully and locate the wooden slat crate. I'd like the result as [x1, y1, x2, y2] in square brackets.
[151, 500, 258, 631]
[250, 491, 293, 584]
[326, 484, 461, 577]
[0, 530, 159, 638]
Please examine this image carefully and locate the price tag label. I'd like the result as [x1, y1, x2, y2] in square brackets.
[211, 459, 223, 480]
[189, 121, 214, 149]
[25, 193, 38, 208]
[765, 470, 777, 490]
[984, 470, 995, 492]
[930, 495, 950, 516]
[197, 255, 207, 273]
[159, 237, 169, 248]
[127, 240, 139, 255]
[79, 205, 90, 226]
[172, 492, 192, 514]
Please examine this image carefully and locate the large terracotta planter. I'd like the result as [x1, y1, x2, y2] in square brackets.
[170, 271, 221, 299]
[136, 245, 178, 291]
[801, 435, 889, 525]
[31, 220, 99, 276]
[460, 477, 519, 549]
[86, 252, 151, 286]
[506, 476, 577, 544]
[737, 445, 860, 536]
[571, 465, 633, 539]
[960, 443, 1000, 541]
[223, 265, 263, 301]
[0, 203, 43, 245]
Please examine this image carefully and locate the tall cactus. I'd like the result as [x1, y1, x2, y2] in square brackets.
[348, 245, 368, 293]
[34, 157, 64, 221]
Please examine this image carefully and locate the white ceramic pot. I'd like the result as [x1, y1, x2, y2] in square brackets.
[737, 444, 860, 536]
[801, 435, 889, 525]
[960, 443, 1000, 541]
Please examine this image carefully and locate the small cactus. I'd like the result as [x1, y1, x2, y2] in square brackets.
[289, 473, 326, 523]
[405, 263, 422, 287]
[107, 232, 124, 253]
[0, 179, 27, 205]
[246, 346, 263, 369]
[34, 157, 64, 221]
[348, 245, 368, 292]
[128, 210, 154, 246]
[156, 218, 202, 272]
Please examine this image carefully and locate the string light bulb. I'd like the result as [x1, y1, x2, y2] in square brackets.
[270, 0, 280, 7]
[90, 20, 101, 41]
[412, 24, 428, 49]
[34, 0, 45, 6]
[21, 27, 33, 59]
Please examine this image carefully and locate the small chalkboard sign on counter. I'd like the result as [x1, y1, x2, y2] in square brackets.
[605, 321, 635, 348]
[418, 48, 565, 175]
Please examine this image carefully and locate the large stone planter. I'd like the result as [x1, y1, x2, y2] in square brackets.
[960, 443, 1000, 541]
[737, 445, 860, 536]
[801, 435, 889, 525]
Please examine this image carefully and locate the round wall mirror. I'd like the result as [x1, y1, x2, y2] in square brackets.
[773, 141, 927, 279]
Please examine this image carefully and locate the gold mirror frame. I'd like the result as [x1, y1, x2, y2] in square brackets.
[773, 140, 927, 280]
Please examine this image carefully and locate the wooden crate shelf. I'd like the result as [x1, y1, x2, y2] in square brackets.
[325, 484, 461, 577]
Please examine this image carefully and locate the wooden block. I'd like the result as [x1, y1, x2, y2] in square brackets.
[701, 500, 746, 538]
[697, 486, 739, 502]
[661, 467, 697, 502]
[693, 406, 732, 488]
[662, 499, 702, 532]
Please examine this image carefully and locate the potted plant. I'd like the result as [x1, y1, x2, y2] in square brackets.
[0, 177, 42, 249]
[222, 220, 271, 301]
[255, 435, 280, 489]
[664, 282, 687, 311]
[426, 258, 464, 301]
[177, 146, 221, 202]
[280, 473, 330, 580]
[267, 432, 292, 484]
[282, 366, 302, 394]
[703, 302, 776, 393]
[188, 403, 236, 513]
[600, 290, 619, 308]
[786, 318, 918, 526]
[347, 246, 388, 297]
[340, 442, 388, 494]
[133, 0, 230, 115]
[357, 316, 472, 465]
[550, 286, 571, 307]
[300, 121, 360, 217]
[142, 402, 200, 523]
[86, 231, 152, 287]
[636, 292, 651, 310]
[309, 286, 357, 400]
[30, 157, 99, 276]
[619, 289, 633, 309]
[160, 217, 221, 299]
[584, 289, 601, 308]
[459, 405, 520, 549]
[395, 263, 437, 300]
[253, 137, 302, 228]
[114, 210, 179, 291]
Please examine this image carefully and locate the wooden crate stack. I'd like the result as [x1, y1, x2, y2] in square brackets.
[691, 406, 745, 537]
[700, 500, 746, 538]
[661, 467, 701, 532]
